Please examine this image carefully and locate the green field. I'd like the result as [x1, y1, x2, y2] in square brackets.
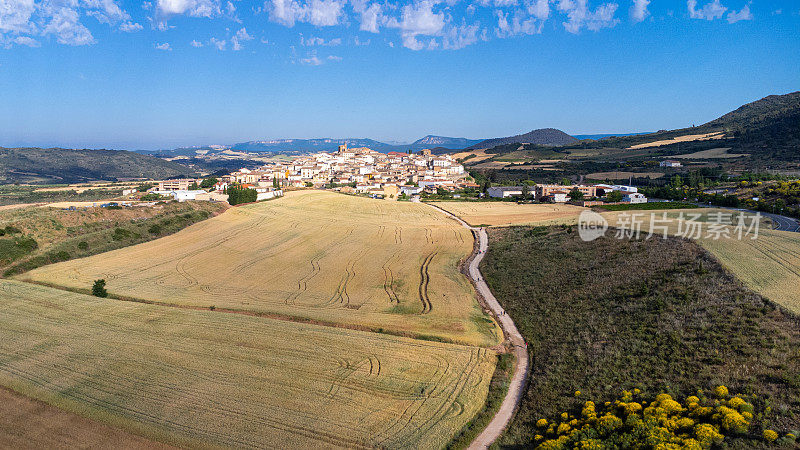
[0, 279, 496, 449]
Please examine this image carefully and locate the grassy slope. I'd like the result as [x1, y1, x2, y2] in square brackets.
[481, 227, 800, 448]
[0, 201, 227, 276]
[0, 147, 191, 184]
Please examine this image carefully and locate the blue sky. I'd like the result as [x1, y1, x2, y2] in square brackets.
[0, 0, 798, 150]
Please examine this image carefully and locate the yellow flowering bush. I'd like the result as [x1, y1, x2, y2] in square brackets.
[763, 429, 778, 442]
[532, 389, 785, 449]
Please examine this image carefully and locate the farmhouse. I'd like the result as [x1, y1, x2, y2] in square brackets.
[487, 186, 527, 198]
[660, 160, 682, 168]
[157, 179, 199, 191]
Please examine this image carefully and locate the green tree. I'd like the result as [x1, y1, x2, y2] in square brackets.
[606, 190, 624, 202]
[200, 177, 218, 188]
[188, 182, 199, 190]
[568, 187, 584, 201]
[92, 279, 108, 298]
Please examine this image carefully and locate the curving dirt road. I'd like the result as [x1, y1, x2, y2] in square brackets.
[426, 204, 529, 449]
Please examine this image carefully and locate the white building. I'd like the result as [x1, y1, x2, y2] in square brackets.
[660, 160, 682, 168]
[623, 192, 648, 203]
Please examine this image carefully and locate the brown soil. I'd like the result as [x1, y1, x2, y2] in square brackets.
[0, 387, 174, 449]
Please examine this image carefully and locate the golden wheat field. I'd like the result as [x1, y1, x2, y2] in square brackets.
[0, 279, 496, 449]
[19, 190, 499, 346]
[431, 201, 586, 227]
[601, 209, 800, 314]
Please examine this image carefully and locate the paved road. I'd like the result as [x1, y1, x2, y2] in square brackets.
[427, 204, 529, 449]
[761, 211, 800, 232]
[670, 200, 800, 233]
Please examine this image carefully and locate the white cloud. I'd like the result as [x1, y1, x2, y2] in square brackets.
[528, 0, 550, 19]
[209, 36, 225, 49]
[495, 9, 545, 36]
[12, 35, 39, 46]
[83, 0, 130, 23]
[267, 0, 344, 27]
[157, 0, 221, 17]
[119, 21, 143, 31]
[190, 39, 203, 46]
[441, 21, 481, 49]
[630, 0, 649, 22]
[726, 3, 752, 23]
[327, 54, 341, 60]
[300, 52, 323, 64]
[388, 0, 445, 49]
[301, 35, 341, 45]
[557, 0, 619, 33]
[351, 0, 382, 32]
[0, 0, 36, 34]
[231, 26, 253, 49]
[687, 0, 727, 20]
[155, 41, 171, 50]
[42, 7, 96, 45]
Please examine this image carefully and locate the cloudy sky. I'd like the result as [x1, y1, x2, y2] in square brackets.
[0, 0, 798, 149]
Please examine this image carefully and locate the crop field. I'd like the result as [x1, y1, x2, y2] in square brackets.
[19, 190, 499, 346]
[0, 279, 496, 449]
[600, 208, 800, 314]
[431, 201, 586, 227]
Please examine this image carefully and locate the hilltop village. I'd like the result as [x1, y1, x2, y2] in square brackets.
[145, 144, 647, 204]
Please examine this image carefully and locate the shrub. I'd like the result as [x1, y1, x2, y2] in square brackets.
[112, 228, 132, 241]
[92, 279, 108, 298]
[77, 241, 89, 250]
[148, 224, 162, 235]
[531, 389, 784, 448]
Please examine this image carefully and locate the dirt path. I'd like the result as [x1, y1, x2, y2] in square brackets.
[426, 203, 529, 449]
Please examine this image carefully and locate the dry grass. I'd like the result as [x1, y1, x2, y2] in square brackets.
[19, 191, 499, 347]
[628, 132, 726, 149]
[431, 201, 586, 227]
[670, 147, 750, 159]
[0, 279, 496, 449]
[600, 209, 800, 314]
[586, 171, 664, 180]
[451, 149, 495, 165]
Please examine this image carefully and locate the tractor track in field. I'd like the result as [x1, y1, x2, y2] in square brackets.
[418, 251, 437, 314]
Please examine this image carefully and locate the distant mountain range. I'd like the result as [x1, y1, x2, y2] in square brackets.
[464, 128, 578, 150]
[0, 147, 191, 184]
[143, 130, 599, 157]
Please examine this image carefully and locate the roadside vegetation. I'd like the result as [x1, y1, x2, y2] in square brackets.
[481, 226, 800, 448]
[0, 184, 128, 206]
[0, 201, 226, 276]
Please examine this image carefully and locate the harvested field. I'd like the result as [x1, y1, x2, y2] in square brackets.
[0, 386, 173, 450]
[585, 171, 664, 180]
[20, 190, 499, 346]
[451, 150, 495, 165]
[600, 209, 800, 314]
[670, 147, 749, 159]
[0, 279, 496, 449]
[431, 202, 586, 227]
[627, 132, 726, 149]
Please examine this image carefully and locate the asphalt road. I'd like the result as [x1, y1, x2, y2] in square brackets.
[760, 211, 800, 232]
[426, 204, 528, 449]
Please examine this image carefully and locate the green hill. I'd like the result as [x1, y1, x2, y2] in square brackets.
[0, 147, 192, 184]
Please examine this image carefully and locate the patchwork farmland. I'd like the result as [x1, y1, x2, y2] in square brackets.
[430, 201, 586, 227]
[0, 279, 496, 449]
[19, 191, 500, 346]
[601, 208, 800, 314]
